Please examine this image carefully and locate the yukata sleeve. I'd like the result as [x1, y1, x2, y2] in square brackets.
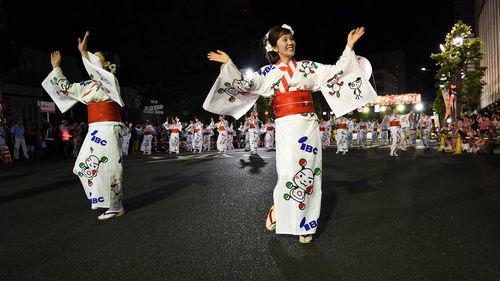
[207, 121, 216, 130]
[203, 60, 265, 120]
[313, 45, 377, 117]
[41, 67, 95, 113]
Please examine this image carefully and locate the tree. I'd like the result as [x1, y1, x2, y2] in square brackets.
[430, 20, 486, 116]
[432, 89, 445, 118]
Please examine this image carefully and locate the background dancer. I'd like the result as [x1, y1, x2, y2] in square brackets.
[42, 31, 125, 220]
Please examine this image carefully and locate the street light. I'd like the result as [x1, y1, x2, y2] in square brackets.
[439, 44, 446, 52]
[244, 68, 254, 77]
[452, 36, 463, 46]
[415, 103, 424, 111]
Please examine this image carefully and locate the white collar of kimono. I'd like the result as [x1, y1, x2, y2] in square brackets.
[275, 58, 297, 70]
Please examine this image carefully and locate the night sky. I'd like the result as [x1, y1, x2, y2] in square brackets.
[3, 0, 457, 113]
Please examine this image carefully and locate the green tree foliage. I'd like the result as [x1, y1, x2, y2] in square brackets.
[430, 21, 486, 108]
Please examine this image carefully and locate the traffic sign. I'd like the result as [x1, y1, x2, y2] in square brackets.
[143, 108, 164, 114]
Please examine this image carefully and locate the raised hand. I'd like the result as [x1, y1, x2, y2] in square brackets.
[347, 27, 365, 50]
[51, 51, 61, 68]
[78, 31, 91, 61]
[78, 31, 90, 54]
[207, 50, 230, 64]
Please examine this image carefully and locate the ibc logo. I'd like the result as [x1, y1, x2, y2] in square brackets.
[298, 136, 318, 155]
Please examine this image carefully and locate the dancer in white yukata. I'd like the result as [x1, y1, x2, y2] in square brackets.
[202, 119, 214, 152]
[122, 122, 131, 155]
[409, 113, 418, 147]
[184, 121, 194, 152]
[227, 122, 235, 151]
[399, 111, 412, 151]
[202, 126, 213, 152]
[262, 118, 276, 150]
[358, 119, 368, 148]
[319, 117, 332, 149]
[164, 117, 182, 154]
[213, 115, 229, 153]
[42, 31, 125, 220]
[380, 115, 389, 145]
[205, 25, 376, 243]
[418, 112, 432, 149]
[346, 118, 354, 147]
[371, 119, 379, 145]
[335, 116, 349, 154]
[140, 120, 155, 155]
[246, 111, 260, 155]
[389, 111, 402, 156]
[186, 117, 203, 153]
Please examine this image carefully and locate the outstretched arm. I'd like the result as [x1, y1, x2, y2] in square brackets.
[78, 31, 91, 62]
[347, 27, 365, 50]
[207, 50, 231, 64]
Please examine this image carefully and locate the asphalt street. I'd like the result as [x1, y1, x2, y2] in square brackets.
[1, 146, 499, 281]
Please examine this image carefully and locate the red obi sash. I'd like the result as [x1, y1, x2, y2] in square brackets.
[272, 91, 314, 118]
[218, 126, 225, 131]
[171, 128, 180, 133]
[87, 101, 121, 124]
[337, 123, 347, 129]
[360, 125, 367, 129]
[390, 120, 400, 127]
[320, 127, 326, 131]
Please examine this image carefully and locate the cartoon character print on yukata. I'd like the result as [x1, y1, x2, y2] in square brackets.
[326, 71, 345, 97]
[49, 76, 72, 96]
[78, 147, 108, 187]
[283, 158, 321, 210]
[217, 74, 254, 102]
[348, 77, 363, 99]
[298, 61, 318, 77]
[110, 177, 122, 196]
[89, 72, 112, 95]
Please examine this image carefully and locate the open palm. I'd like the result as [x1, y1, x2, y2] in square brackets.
[347, 27, 365, 49]
[207, 50, 230, 64]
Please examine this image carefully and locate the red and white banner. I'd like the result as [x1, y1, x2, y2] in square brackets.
[375, 93, 421, 105]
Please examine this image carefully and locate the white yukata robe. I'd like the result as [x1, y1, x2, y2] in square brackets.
[167, 123, 182, 153]
[203, 45, 376, 235]
[246, 117, 259, 153]
[202, 127, 213, 152]
[262, 122, 276, 150]
[41, 53, 125, 210]
[320, 120, 332, 148]
[191, 122, 204, 153]
[122, 126, 131, 155]
[141, 125, 155, 155]
[335, 117, 349, 153]
[215, 120, 229, 153]
[227, 125, 235, 150]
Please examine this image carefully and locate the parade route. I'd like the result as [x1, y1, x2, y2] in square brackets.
[1, 147, 499, 280]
